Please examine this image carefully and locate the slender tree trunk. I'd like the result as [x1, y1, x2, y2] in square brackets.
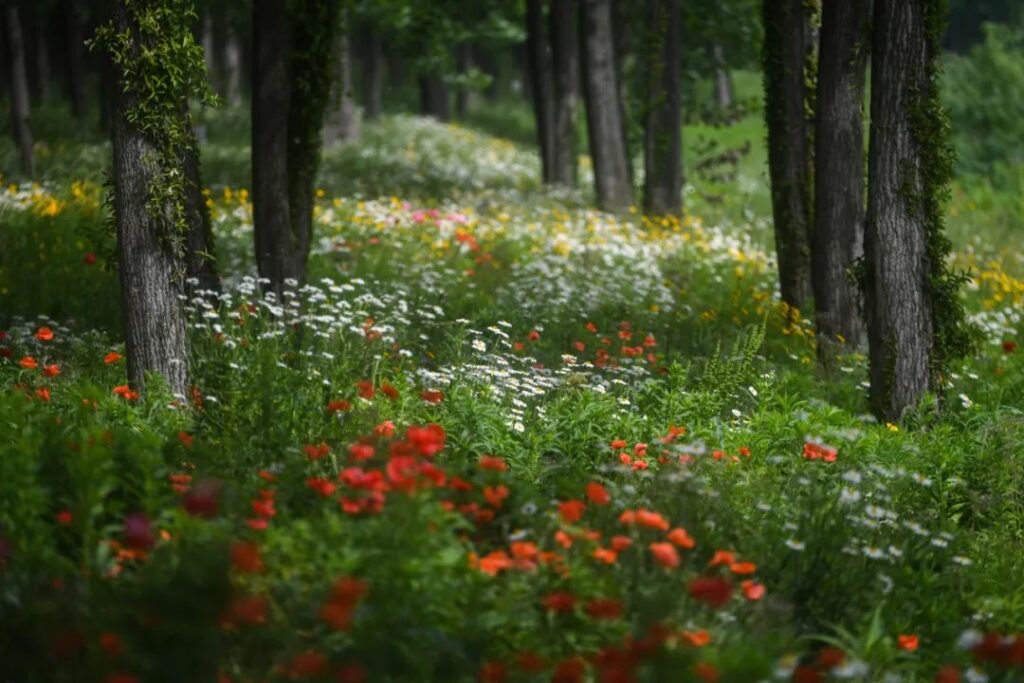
[549, 0, 579, 186]
[419, 74, 450, 120]
[222, 25, 242, 105]
[455, 43, 472, 119]
[4, 5, 34, 177]
[526, 0, 555, 182]
[182, 129, 219, 294]
[202, 11, 217, 91]
[865, 0, 950, 420]
[762, 0, 815, 309]
[63, 0, 87, 119]
[611, 0, 633, 185]
[813, 0, 870, 361]
[362, 29, 383, 119]
[581, 0, 632, 211]
[31, 9, 51, 103]
[109, 1, 189, 398]
[252, 0, 296, 294]
[324, 29, 361, 145]
[712, 43, 733, 110]
[642, 0, 682, 216]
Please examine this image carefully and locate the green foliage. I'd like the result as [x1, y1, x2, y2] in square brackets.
[942, 21, 1024, 176]
[90, 0, 217, 257]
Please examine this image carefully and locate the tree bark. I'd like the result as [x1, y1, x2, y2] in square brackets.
[712, 43, 733, 110]
[526, 0, 555, 182]
[642, 0, 682, 216]
[581, 0, 632, 211]
[63, 0, 87, 119]
[418, 74, 450, 120]
[182, 129, 219, 295]
[762, 0, 815, 309]
[813, 0, 870, 361]
[361, 29, 383, 119]
[865, 0, 943, 420]
[4, 5, 34, 177]
[323, 29, 361, 145]
[222, 24, 243, 105]
[549, 0, 579, 186]
[109, 0, 189, 399]
[252, 0, 297, 295]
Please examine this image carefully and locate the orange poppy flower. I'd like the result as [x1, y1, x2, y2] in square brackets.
[681, 629, 711, 647]
[667, 527, 696, 549]
[103, 351, 123, 364]
[558, 499, 586, 523]
[19, 356, 38, 370]
[585, 481, 610, 505]
[649, 542, 680, 568]
[729, 561, 757, 575]
[897, 634, 919, 652]
[708, 550, 735, 567]
[35, 326, 54, 342]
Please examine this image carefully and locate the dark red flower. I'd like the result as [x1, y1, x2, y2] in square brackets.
[688, 576, 733, 608]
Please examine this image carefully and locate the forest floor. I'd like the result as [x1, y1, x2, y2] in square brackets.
[1, 107, 1023, 682]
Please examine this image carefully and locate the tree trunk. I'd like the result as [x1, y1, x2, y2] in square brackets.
[642, 0, 682, 216]
[222, 24, 242, 105]
[762, 0, 814, 309]
[712, 43, 733, 110]
[549, 0, 579, 186]
[455, 43, 472, 119]
[418, 74, 450, 120]
[4, 5, 34, 177]
[361, 29, 383, 119]
[813, 0, 870, 361]
[109, 1, 189, 399]
[202, 11, 217, 92]
[526, 0, 555, 182]
[252, 0, 297, 294]
[323, 29, 361, 145]
[182, 130, 219, 294]
[63, 0, 87, 119]
[611, 0, 633, 185]
[865, 0, 949, 420]
[31, 9, 51, 104]
[581, 0, 632, 211]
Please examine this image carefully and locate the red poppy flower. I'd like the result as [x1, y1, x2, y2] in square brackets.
[542, 591, 576, 613]
[407, 423, 446, 457]
[230, 540, 264, 573]
[934, 665, 961, 683]
[551, 658, 585, 683]
[35, 326, 54, 342]
[897, 634, 919, 652]
[817, 647, 845, 669]
[348, 443, 374, 461]
[635, 509, 669, 531]
[83, 251, 97, 265]
[585, 598, 623, 620]
[479, 455, 508, 472]
[55, 510, 73, 526]
[99, 632, 123, 656]
[357, 381, 375, 399]
[380, 381, 399, 400]
[667, 527, 696, 549]
[517, 651, 546, 673]
[227, 594, 267, 625]
[741, 580, 766, 601]
[480, 661, 507, 683]
[421, 389, 444, 404]
[327, 399, 352, 414]
[650, 542, 680, 568]
[586, 481, 610, 505]
[558, 499, 586, 523]
[19, 356, 38, 370]
[286, 650, 327, 678]
[1003, 340, 1017, 354]
[791, 666, 824, 683]
[610, 535, 632, 551]
[694, 662, 719, 682]
[483, 485, 509, 508]
[688, 576, 733, 608]
[103, 351, 123, 364]
[43, 363, 60, 377]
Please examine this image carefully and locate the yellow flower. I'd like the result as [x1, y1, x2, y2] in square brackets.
[886, 422, 899, 432]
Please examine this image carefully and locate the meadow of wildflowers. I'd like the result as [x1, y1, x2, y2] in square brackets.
[1, 115, 1023, 683]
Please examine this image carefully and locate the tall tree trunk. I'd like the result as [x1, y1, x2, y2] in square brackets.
[252, 0, 296, 294]
[642, 0, 682, 216]
[526, 0, 555, 182]
[31, 9, 51, 103]
[762, 0, 815, 309]
[712, 43, 733, 110]
[418, 74, 450, 120]
[549, 0, 579, 186]
[611, 0, 633, 185]
[109, 1, 189, 399]
[361, 29, 383, 119]
[63, 0, 87, 119]
[581, 0, 632, 211]
[455, 43, 472, 120]
[813, 0, 870, 362]
[201, 11, 217, 92]
[182, 130, 219, 294]
[222, 24, 242, 105]
[865, 0, 958, 420]
[4, 5, 34, 177]
[323, 29, 361, 145]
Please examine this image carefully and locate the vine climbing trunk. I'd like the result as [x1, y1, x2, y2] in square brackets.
[4, 5, 35, 177]
[813, 0, 870, 361]
[581, 0, 632, 211]
[252, 0, 343, 296]
[526, 0, 555, 182]
[642, 0, 682, 216]
[252, 0, 296, 295]
[762, 0, 815, 309]
[865, 0, 973, 420]
[549, 0, 579, 186]
[103, 0, 213, 399]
